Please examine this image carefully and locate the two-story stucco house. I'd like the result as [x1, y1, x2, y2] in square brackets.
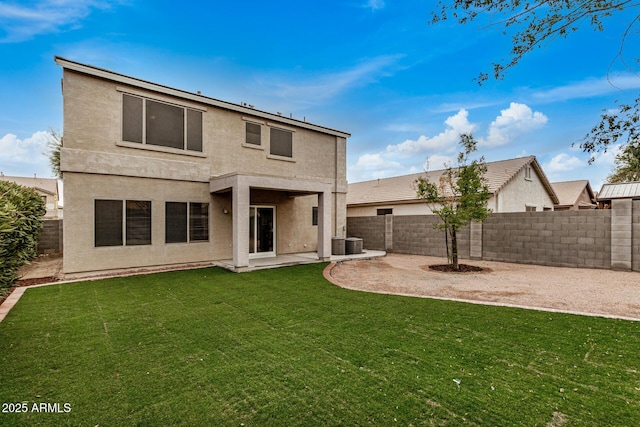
[55, 57, 349, 277]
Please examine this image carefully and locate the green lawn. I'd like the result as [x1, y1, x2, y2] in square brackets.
[0, 264, 638, 426]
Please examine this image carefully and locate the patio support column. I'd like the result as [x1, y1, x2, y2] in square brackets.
[233, 181, 250, 270]
[317, 190, 332, 261]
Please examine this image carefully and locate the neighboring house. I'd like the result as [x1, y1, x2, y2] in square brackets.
[347, 156, 558, 217]
[55, 57, 349, 277]
[551, 180, 597, 210]
[0, 174, 61, 219]
[596, 181, 640, 209]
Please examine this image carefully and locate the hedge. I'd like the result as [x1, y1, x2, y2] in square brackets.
[0, 180, 46, 289]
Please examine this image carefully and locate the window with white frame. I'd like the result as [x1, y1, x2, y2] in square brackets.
[122, 94, 203, 152]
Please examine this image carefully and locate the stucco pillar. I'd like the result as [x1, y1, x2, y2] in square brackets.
[233, 182, 250, 269]
[385, 214, 393, 251]
[611, 199, 632, 270]
[317, 191, 332, 261]
[469, 221, 483, 260]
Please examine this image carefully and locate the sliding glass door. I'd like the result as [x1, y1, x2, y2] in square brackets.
[249, 206, 275, 258]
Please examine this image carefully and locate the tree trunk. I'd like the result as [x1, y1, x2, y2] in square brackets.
[444, 227, 450, 265]
[451, 228, 459, 270]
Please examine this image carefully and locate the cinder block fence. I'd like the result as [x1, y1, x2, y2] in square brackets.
[37, 219, 63, 255]
[347, 200, 640, 272]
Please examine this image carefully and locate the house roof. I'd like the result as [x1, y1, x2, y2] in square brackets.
[551, 180, 595, 207]
[347, 156, 559, 206]
[0, 175, 58, 196]
[597, 181, 640, 201]
[54, 56, 351, 139]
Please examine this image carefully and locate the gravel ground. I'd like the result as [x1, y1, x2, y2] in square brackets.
[328, 253, 640, 321]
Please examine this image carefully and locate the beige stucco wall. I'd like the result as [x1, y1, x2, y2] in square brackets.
[41, 192, 59, 219]
[347, 202, 434, 217]
[492, 167, 555, 212]
[60, 68, 347, 275]
[63, 173, 226, 276]
[62, 70, 346, 191]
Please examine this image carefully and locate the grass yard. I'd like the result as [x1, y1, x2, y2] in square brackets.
[0, 263, 638, 426]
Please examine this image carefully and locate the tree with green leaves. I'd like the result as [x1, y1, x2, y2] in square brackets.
[607, 138, 640, 182]
[429, 1, 640, 164]
[414, 134, 491, 270]
[46, 129, 62, 180]
[0, 180, 46, 290]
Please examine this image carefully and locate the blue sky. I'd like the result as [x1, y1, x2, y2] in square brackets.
[1, 0, 639, 193]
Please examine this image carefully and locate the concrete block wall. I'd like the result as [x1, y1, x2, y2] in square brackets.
[392, 215, 470, 258]
[633, 200, 640, 271]
[611, 200, 633, 270]
[37, 219, 63, 255]
[347, 203, 640, 271]
[346, 216, 386, 250]
[482, 211, 611, 269]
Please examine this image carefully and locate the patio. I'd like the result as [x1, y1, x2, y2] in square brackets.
[215, 250, 386, 272]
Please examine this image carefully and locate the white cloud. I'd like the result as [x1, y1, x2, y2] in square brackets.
[591, 144, 621, 167]
[365, 0, 385, 10]
[424, 154, 454, 171]
[263, 54, 403, 103]
[541, 146, 622, 188]
[0, 131, 54, 177]
[543, 153, 584, 181]
[0, 131, 50, 162]
[532, 74, 640, 102]
[351, 153, 407, 180]
[480, 103, 547, 147]
[348, 103, 549, 182]
[386, 109, 476, 156]
[0, 1, 115, 42]
[354, 153, 401, 170]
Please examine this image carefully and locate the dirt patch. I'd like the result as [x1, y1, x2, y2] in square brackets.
[329, 253, 640, 321]
[424, 264, 489, 273]
[546, 412, 568, 427]
[18, 277, 60, 287]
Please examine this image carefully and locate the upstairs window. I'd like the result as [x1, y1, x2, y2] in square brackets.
[246, 122, 262, 146]
[270, 127, 293, 158]
[122, 94, 203, 152]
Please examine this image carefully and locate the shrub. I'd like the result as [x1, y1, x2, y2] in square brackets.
[0, 180, 46, 289]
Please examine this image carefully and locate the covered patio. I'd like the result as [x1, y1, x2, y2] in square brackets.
[210, 172, 337, 272]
